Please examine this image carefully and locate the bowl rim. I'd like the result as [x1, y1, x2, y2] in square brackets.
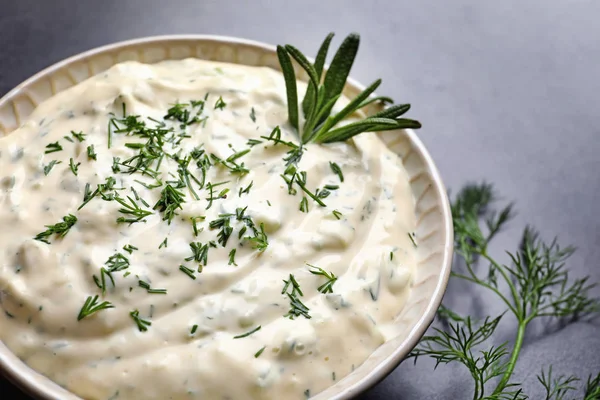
[0, 34, 453, 400]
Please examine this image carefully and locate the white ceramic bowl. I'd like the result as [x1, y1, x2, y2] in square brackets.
[0, 35, 453, 400]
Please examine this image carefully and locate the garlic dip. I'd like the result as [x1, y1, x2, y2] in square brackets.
[0, 59, 417, 400]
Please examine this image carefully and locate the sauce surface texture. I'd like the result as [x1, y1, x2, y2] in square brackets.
[0, 59, 416, 400]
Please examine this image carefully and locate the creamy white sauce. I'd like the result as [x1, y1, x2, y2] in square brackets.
[0, 59, 417, 400]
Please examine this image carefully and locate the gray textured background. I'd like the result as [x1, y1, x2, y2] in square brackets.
[1, 0, 599, 398]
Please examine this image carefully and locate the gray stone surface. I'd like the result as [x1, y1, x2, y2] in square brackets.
[0, 0, 598, 398]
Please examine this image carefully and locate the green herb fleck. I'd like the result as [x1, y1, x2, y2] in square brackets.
[308, 264, 338, 294]
[114, 193, 153, 224]
[130, 309, 151, 332]
[186, 242, 210, 267]
[44, 142, 63, 154]
[34, 214, 77, 244]
[254, 346, 266, 358]
[179, 265, 196, 280]
[159, 237, 168, 249]
[330, 162, 344, 182]
[138, 280, 167, 294]
[239, 181, 253, 197]
[43, 160, 62, 176]
[154, 184, 185, 224]
[77, 295, 114, 321]
[300, 197, 309, 212]
[87, 145, 97, 160]
[123, 244, 138, 254]
[214, 96, 227, 110]
[408, 232, 417, 247]
[234, 325, 262, 339]
[71, 130, 86, 142]
[228, 249, 237, 266]
[69, 158, 81, 175]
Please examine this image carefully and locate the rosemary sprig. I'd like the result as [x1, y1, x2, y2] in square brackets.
[409, 183, 600, 399]
[277, 33, 421, 145]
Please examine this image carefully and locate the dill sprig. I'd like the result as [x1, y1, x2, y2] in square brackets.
[78, 176, 122, 210]
[34, 214, 77, 244]
[209, 214, 234, 247]
[233, 325, 261, 339]
[87, 145, 97, 160]
[159, 237, 168, 249]
[92, 252, 131, 294]
[190, 216, 205, 237]
[163, 100, 206, 127]
[93, 267, 115, 294]
[129, 309, 151, 332]
[254, 346, 266, 358]
[245, 222, 269, 252]
[329, 162, 344, 182]
[281, 274, 311, 320]
[228, 249, 237, 266]
[277, 33, 420, 145]
[284, 292, 311, 320]
[71, 130, 86, 142]
[239, 181, 253, 197]
[154, 184, 185, 224]
[114, 193, 153, 224]
[43, 160, 62, 176]
[77, 295, 114, 321]
[69, 158, 81, 176]
[179, 264, 196, 280]
[408, 183, 600, 399]
[214, 96, 227, 110]
[138, 280, 167, 294]
[210, 153, 249, 175]
[185, 242, 212, 268]
[44, 141, 63, 154]
[123, 244, 138, 254]
[308, 264, 338, 294]
[205, 181, 229, 209]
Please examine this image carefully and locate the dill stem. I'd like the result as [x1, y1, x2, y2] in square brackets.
[472, 378, 480, 400]
[481, 251, 523, 317]
[493, 321, 526, 395]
